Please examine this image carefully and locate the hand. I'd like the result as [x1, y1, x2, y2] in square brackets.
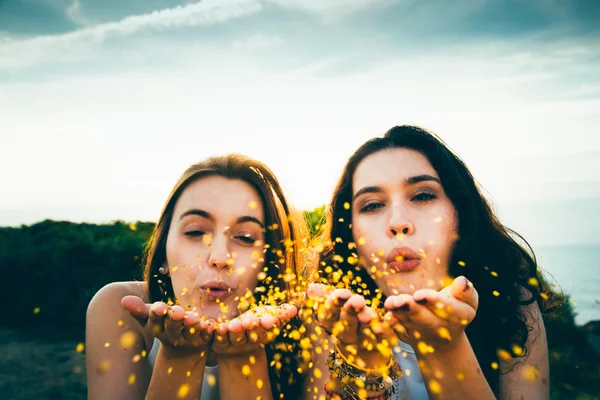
[211, 303, 297, 357]
[307, 283, 398, 368]
[121, 296, 215, 357]
[384, 276, 479, 354]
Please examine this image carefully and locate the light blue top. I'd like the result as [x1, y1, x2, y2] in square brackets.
[391, 341, 430, 400]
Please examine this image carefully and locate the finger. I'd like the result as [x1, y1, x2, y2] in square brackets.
[168, 305, 186, 321]
[337, 295, 366, 342]
[386, 294, 440, 330]
[357, 306, 378, 325]
[307, 283, 332, 299]
[228, 319, 247, 346]
[200, 319, 217, 342]
[415, 286, 477, 326]
[164, 312, 186, 346]
[319, 289, 352, 323]
[450, 276, 479, 311]
[213, 324, 231, 349]
[277, 303, 298, 321]
[183, 311, 200, 327]
[121, 296, 151, 326]
[148, 302, 169, 337]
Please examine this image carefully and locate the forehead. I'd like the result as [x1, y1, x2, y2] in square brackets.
[353, 148, 438, 191]
[173, 175, 265, 221]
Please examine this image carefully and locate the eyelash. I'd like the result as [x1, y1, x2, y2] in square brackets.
[185, 230, 256, 245]
[359, 192, 437, 212]
[412, 192, 437, 202]
[184, 230, 206, 237]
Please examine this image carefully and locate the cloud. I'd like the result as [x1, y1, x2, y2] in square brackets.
[0, 0, 264, 69]
[65, 0, 92, 26]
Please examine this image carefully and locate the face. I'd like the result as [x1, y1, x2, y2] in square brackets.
[165, 175, 266, 322]
[351, 148, 458, 296]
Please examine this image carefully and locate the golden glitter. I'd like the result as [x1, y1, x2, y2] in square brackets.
[207, 374, 217, 386]
[75, 343, 85, 353]
[343, 202, 350, 210]
[177, 383, 190, 398]
[249, 201, 258, 209]
[128, 374, 136, 384]
[429, 380, 442, 394]
[33, 307, 40, 314]
[242, 365, 251, 376]
[492, 290, 500, 297]
[120, 331, 137, 348]
[257, 379, 264, 389]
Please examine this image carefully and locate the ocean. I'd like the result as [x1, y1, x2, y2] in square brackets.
[535, 245, 600, 326]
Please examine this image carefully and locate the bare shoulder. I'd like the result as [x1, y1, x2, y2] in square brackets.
[86, 281, 153, 349]
[88, 281, 149, 308]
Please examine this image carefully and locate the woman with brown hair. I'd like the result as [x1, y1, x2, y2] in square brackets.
[86, 154, 314, 399]
[310, 125, 550, 399]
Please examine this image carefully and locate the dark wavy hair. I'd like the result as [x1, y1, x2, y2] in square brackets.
[319, 125, 550, 394]
[142, 153, 311, 399]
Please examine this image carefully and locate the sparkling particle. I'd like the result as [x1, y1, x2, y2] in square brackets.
[429, 380, 442, 395]
[257, 379, 264, 389]
[456, 372, 465, 381]
[249, 201, 258, 209]
[343, 202, 350, 210]
[98, 360, 111, 373]
[177, 383, 190, 398]
[33, 307, 40, 314]
[207, 374, 217, 386]
[491, 362, 499, 370]
[75, 343, 85, 353]
[492, 290, 500, 297]
[458, 261, 466, 267]
[522, 366, 539, 382]
[314, 368, 322, 379]
[242, 364, 251, 376]
[168, 367, 174, 374]
[118, 319, 124, 326]
[249, 355, 256, 364]
[128, 374, 136, 384]
[120, 331, 137, 348]
[497, 349, 511, 360]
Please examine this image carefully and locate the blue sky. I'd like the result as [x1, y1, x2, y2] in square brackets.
[1, 0, 599, 247]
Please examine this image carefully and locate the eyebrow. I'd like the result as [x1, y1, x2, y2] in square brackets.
[352, 174, 442, 201]
[178, 209, 264, 228]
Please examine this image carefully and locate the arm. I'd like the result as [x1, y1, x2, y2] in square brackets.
[86, 282, 153, 400]
[146, 345, 208, 400]
[218, 348, 273, 399]
[498, 302, 550, 400]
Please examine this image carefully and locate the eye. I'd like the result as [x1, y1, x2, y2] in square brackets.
[412, 192, 437, 202]
[359, 201, 384, 213]
[234, 233, 256, 245]
[184, 230, 206, 238]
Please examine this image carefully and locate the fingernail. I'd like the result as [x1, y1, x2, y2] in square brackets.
[463, 277, 470, 292]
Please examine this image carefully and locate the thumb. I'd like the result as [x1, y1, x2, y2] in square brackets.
[450, 276, 479, 311]
[121, 295, 151, 325]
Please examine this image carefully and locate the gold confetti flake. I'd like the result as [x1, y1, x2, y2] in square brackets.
[120, 331, 137, 348]
[33, 307, 40, 314]
[177, 383, 190, 398]
[492, 290, 500, 297]
[256, 379, 263, 389]
[75, 343, 85, 353]
[128, 374, 136, 384]
[249, 201, 258, 209]
[429, 379, 442, 394]
[343, 202, 350, 210]
[242, 364, 251, 376]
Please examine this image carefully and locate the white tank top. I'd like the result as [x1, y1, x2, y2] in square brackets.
[147, 338, 220, 400]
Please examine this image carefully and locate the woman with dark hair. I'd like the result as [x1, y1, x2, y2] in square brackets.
[310, 125, 550, 399]
[86, 154, 314, 399]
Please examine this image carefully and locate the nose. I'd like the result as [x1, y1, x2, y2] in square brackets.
[207, 235, 231, 272]
[387, 206, 414, 238]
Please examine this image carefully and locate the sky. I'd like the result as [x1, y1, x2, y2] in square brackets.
[1, 0, 600, 248]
